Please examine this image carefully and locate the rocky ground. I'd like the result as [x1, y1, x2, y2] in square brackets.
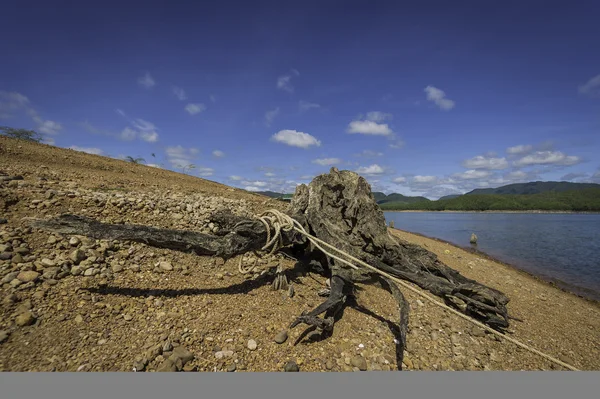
[1, 136, 599, 372]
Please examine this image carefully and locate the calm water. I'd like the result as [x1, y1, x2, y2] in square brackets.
[384, 212, 600, 302]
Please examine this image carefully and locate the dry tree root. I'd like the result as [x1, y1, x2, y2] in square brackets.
[27, 168, 513, 371]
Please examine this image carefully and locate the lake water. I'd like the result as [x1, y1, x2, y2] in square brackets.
[383, 212, 600, 302]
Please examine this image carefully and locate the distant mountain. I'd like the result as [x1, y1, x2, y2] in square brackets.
[371, 192, 388, 202]
[439, 194, 461, 200]
[255, 191, 286, 198]
[466, 181, 600, 196]
[377, 193, 430, 204]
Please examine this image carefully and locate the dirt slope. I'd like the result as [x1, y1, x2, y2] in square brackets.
[1, 136, 598, 372]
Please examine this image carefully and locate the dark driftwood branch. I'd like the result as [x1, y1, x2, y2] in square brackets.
[27, 213, 302, 261]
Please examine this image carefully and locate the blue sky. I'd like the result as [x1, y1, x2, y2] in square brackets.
[1, 0, 599, 199]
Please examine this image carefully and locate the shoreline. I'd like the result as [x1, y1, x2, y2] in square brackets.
[389, 227, 600, 305]
[383, 210, 600, 214]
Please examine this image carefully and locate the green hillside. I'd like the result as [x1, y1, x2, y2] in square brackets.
[380, 188, 600, 212]
[466, 181, 600, 196]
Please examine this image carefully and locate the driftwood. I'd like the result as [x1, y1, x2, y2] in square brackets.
[28, 168, 511, 370]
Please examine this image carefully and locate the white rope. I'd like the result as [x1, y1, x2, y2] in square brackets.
[257, 209, 580, 371]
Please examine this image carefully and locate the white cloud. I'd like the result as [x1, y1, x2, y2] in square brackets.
[452, 170, 492, 180]
[347, 120, 393, 136]
[506, 144, 533, 155]
[392, 177, 406, 183]
[69, 145, 104, 155]
[462, 155, 509, 170]
[172, 86, 187, 101]
[271, 129, 321, 149]
[513, 151, 582, 167]
[299, 101, 321, 111]
[265, 107, 280, 126]
[560, 172, 589, 181]
[578, 74, 600, 96]
[212, 150, 225, 158]
[277, 69, 300, 93]
[147, 164, 162, 168]
[165, 145, 200, 168]
[265, 172, 276, 177]
[197, 167, 214, 177]
[413, 175, 438, 184]
[356, 150, 384, 157]
[389, 139, 405, 149]
[0, 91, 62, 135]
[312, 158, 341, 166]
[356, 164, 385, 175]
[229, 175, 243, 181]
[185, 103, 206, 115]
[365, 111, 392, 122]
[119, 127, 137, 141]
[242, 180, 268, 188]
[424, 86, 455, 111]
[35, 119, 62, 135]
[244, 186, 263, 192]
[138, 72, 156, 88]
[139, 131, 158, 143]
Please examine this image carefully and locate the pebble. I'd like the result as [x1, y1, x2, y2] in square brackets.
[11, 253, 24, 264]
[159, 262, 173, 271]
[350, 356, 367, 371]
[430, 331, 439, 341]
[14, 247, 30, 255]
[325, 359, 334, 370]
[471, 328, 486, 337]
[0, 330, 9, 343]
[15, 311, 36, 327]
[17, 271, 40, 283]
[74, 315, 84, 324]
[247, 339, 257, 350]
[284, 361, 299, 372]
[111, 263, 124, 273]
[41, 258, 56, 267]
[70, 249, 87, 264]
[274, 330, 288, 344]
[69, 237, 81, 246]
[215, 350, 234, 359]
[227, 363, 237, 372]
[123, 314, 133, 321]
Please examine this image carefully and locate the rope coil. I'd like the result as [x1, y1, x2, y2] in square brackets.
[257, 209, 579, 371]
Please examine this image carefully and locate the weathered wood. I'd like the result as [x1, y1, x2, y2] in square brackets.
[27, 212, 302, 261]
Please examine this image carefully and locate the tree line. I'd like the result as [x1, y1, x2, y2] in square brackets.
[379, 189, 600, 212]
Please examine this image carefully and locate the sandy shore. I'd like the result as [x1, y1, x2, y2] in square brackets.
[1, 136, 599, 372]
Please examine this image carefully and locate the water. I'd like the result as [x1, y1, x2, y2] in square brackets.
[384, 212, 600, 302]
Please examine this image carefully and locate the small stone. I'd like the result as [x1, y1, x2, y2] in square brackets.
[350, 356, 367, 371]
[471, 328, 486, 337]
[227, 363, 236, 372]
[325, 360, 334, 370]
[430, 331, 439, 341]
[559, 354, 575, 365]
[284, 361, 299, 372]
[111, 263, 124, 273]
[416, 299, 424, 307]
[274, 330, 288, 344]
[163, 340, 173, 352]
[74, 315, 84, 324]
[0, 252, 12, 260]
[17, 271, 40, 283]
[83, 268, 94, 276]
[0, 330, 9, 343]
[247, 339, 257, 350]
[0, 218, 7, 224]
[130, 264, 141, 272]
[69, 237, 81, 246]
[157, 359, 177, 372]
[14, 247, 30, 255]
[15, 311, 36, 327]
[172, 346, 194, 365]
[47, 236, 58, 245]
[70, 249, 87, 264]
[41, 258, 56, 267]
[71, 266, 82, 276]
[403, 356, 413, 369]
[11, 253, 24, 264]
[159, 262, 173, 271]
[123, 314, 133, 321]
[215, 350, 234, 359]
